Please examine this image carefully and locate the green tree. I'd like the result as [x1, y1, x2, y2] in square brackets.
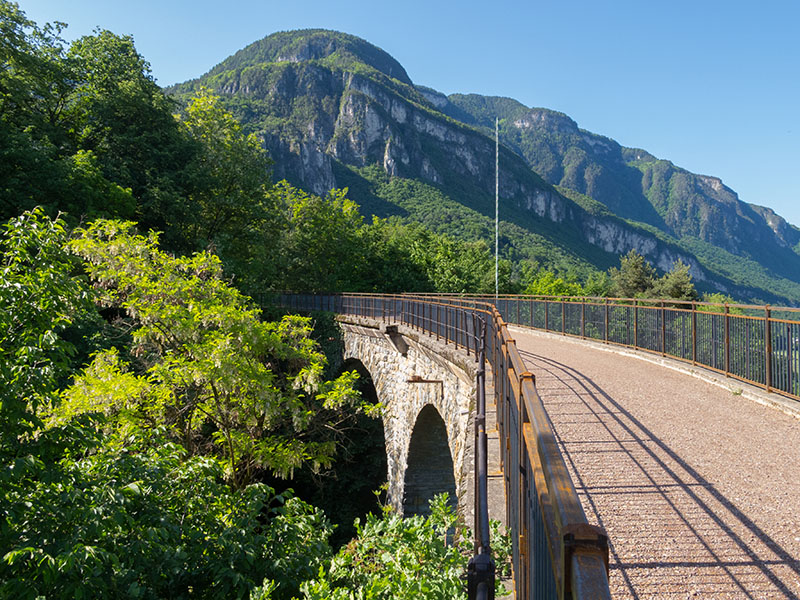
[0, 208, 92, 456]
[609, 249, 656, 298]
[177, 89, 274, 251]
[0, 2, 74, 219]
[300, 494, 511, 599]
[1, 424, 332, 600]
[0, 5, 197, 231]
[0, 210, 338, 600]
[299, 495, 469, 599]
[66, 29, 198, 238]
[582, 270, 612, 297]
[523, 268, 584, 296]
[269, 183, 369, 292]
[651, 259, 698, 301]
[63, 219, 374, 488]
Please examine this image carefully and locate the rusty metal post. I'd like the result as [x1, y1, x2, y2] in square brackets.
[765, 305, 772, 392]
[788, 323, 794, 395]
[530, 297, 534, 328]
[725, 304, 730, 376]
[466, 312, 472, 357]
[692, 302, 697, 365]
[468, 317, 495, 600]
[604, 298, 609, 343]
[581, 301, 586, 339]
[661, 301, 666, 356]
[545, 300, 549, 332]
[455, 308, 460, 350]
[746, 318, 751, 381]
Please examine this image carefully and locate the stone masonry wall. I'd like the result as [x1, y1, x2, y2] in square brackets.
[338, 317, 478, 518]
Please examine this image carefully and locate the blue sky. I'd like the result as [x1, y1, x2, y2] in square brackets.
[17, 0, 800, 225]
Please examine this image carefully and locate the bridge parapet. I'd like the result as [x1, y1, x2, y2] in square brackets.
[336, 317, 478, 517]
[268, 293, 612, 600]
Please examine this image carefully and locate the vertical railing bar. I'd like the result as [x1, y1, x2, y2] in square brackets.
[581, 301, 586, 339]
[725, 304, 730, 377]
[692, 302, 697, 365]
[766, 306, 772, 392]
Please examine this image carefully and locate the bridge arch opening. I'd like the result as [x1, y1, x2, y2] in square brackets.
[264, 357, 387, 548]
[403, 403, 457, 517]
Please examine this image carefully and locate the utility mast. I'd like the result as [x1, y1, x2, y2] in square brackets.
[495, 117, 499, 300]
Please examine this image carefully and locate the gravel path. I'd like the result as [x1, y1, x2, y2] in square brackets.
[509, 327, 800, 599]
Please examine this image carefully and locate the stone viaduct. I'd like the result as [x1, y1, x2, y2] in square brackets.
[336, 316, 479, 518]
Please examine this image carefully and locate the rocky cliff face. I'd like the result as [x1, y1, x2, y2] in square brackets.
[168, 29, 800, 303]
[446, 94, 800, 269]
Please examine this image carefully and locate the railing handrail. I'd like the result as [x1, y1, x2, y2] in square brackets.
[450, 293, 800, 400]
[265, 292, 612, 600]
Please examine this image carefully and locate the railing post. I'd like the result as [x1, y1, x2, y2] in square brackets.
[530, 297, 534, 328]
[692, 302, 697, 365]
[581, 300, 586, 339]
[633, 300, 638, 349]
[725, 304, 730, 376]
[765, 305, 772, 392]
[604, 298, 609, 343]
[468, 318, 495, 600]
[661, 301, 666, 356]
[545, 300, 549, 332]
[561, 299, 566, 335]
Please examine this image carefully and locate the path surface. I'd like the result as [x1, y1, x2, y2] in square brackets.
[509, 327, 800, 599]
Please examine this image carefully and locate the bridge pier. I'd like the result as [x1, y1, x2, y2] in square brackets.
[338, 318, 478, 519]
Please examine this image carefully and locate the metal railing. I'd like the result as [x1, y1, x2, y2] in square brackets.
[265, 293, 612, 600]
[434, 294, 800, 400]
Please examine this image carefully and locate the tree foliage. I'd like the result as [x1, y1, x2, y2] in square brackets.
[650, 259, 699, 301]
[299, 494, 510, 599]
[1, 425, 332, 600]
[62, 219, 372, 488]
[0, 4, 197, 232]
[609, 249, 657, 298]
[522, 268, 584, 297]
[0, 209, 92, 455]
[607, 250, 697, 301]
[177, 89, 274, 253]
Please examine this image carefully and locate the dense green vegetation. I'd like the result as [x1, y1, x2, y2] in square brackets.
[1, 5, 519, 598]
[2, 6, 789, 598]
[1, 207, 512, 598]
[204, 29, 413, 86]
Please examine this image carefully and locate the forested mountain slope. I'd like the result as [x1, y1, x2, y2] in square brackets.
[439, 93, 800, 298]
[169, 29, 800, 304]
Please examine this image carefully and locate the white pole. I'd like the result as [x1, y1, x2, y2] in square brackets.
[495, 117, 499, 300]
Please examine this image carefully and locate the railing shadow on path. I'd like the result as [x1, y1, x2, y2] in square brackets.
[518, 349, 800, 599]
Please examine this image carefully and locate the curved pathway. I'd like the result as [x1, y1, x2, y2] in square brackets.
[509, 327, 800, 599]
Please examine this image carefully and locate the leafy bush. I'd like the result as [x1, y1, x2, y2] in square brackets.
[1, 425, 332, 600]
[299, 494, 510, 599]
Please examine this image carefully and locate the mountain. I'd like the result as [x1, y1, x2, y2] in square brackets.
[438, 93, 800, 299]
[168, 29, 800, 304]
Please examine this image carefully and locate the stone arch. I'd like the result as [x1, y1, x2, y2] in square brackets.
[340, 357, 380, 405]
[402, 404, 457, 516]
[324, 357, 387, 538]
[338, 320, 477, 519]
